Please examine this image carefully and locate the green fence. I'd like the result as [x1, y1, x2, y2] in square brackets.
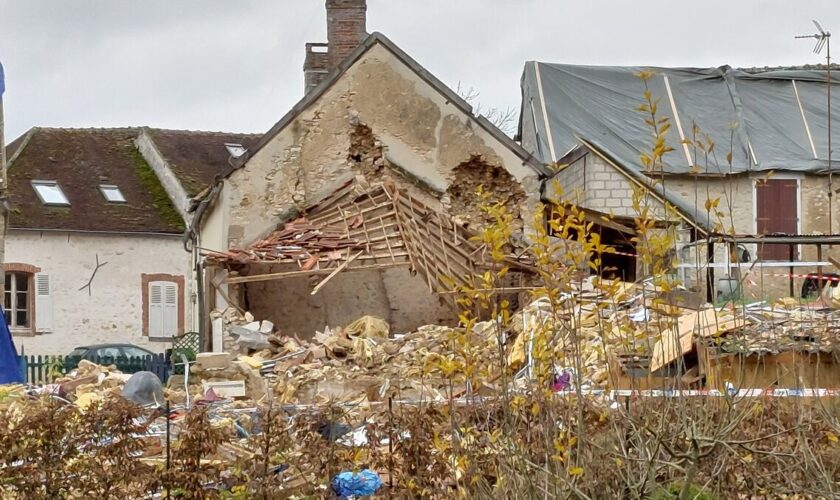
[19, 354, 169, 384]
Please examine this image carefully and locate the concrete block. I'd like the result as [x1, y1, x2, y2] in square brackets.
[202, 380, 246, 398]
[196, 352, 233, 369]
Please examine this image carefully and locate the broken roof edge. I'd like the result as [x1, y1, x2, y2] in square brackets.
[227, 32, 551, 180]
[546, 139, 713, 235]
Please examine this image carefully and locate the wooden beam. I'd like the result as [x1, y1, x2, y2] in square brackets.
[310, 251, 362, 295]
[224, 262, 410, 284]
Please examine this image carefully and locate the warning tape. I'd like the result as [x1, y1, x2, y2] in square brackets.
[605, 388, 840, 398]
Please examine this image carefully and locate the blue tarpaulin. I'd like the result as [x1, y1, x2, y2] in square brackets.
[0, 307, 23, 384]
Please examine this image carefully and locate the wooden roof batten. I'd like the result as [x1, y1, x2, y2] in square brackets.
[204, 181, 532, 295]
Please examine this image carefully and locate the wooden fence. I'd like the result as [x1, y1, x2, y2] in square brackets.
[19, 354, 169, 385]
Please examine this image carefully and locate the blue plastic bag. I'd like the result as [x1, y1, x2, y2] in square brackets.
[331, 469, 382, 497]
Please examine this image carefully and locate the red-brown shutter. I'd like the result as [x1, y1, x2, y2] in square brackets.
[755, 179, 798, 261]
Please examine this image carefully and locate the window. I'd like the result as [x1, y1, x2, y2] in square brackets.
[4, 272, 30, 328]
[225, 143, 247, 158]
[3, 265, 50, 334]
[121, 346, 152, 358]
[32, 181, 70, 206]
[99, 184, 126, 203]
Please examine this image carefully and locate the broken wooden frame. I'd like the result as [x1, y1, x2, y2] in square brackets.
[204, 180, 534, 300]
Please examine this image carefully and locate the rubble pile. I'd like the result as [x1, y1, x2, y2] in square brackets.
[708, 298, 840, 355]
[3, 278, 839, 497]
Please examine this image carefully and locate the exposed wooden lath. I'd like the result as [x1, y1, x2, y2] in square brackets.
[205, 181, 531, 294]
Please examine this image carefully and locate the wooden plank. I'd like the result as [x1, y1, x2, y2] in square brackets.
[224, 262, 409, 284]
[310, 251, 363, 295]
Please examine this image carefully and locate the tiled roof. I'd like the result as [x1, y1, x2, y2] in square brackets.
[6, 127, 185, 234]
[145, 128, 261, 197]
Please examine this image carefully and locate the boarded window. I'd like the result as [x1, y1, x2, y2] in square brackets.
[148, 281, 178, 338]
[755, 179, 798, 261]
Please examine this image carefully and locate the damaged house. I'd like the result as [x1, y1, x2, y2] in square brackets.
[194, 0, 548, 350]
[519, 63, 840, 300]
[3, 127, 258, 354]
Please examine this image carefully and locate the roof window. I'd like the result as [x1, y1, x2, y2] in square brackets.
[32, 181, 70, 206]
[99, 185, 126, 203]
[225, 143, 247, 158]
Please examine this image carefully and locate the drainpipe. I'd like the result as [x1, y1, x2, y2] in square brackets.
[182, 180, 224, 350]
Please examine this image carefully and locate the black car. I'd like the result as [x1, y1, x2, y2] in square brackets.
[64, 343, 157, 371]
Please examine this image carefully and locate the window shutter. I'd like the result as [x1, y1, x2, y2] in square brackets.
[148, 282, 165, 337]
[164, 282, 178, 336]
[34, 274, 53, 333]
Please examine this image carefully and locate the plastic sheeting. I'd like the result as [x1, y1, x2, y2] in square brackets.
[520, 63, 840, 175]
[0, 307, 23, 384]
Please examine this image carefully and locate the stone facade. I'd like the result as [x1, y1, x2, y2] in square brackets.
[202, 37, 543, 342]
[220, 41, 541, 250]
[6, 230, 192, 355]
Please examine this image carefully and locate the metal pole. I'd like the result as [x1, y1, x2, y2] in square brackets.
[827, 37, 832, 234]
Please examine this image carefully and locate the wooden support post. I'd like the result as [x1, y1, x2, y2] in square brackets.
[817, 244, 824, 296]
[706, 242, 715, 303]
[789, 244, 795, 297]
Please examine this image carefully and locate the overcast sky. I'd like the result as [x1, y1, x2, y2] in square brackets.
[1, 0, 838, 141]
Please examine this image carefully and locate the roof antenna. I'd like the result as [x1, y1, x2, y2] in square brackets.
[796, 20, 832, 234]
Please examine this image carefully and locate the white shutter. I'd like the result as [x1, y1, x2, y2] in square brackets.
[34, 274, 53, 333]
[163, 282, 178, 336]
[148, 282, 165, 337]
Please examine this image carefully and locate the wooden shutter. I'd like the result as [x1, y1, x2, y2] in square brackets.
[755, 179, 798, 261]
[34, 274, 53, 333]
[148, 282, 165, 337]
[164, 282, 178, 336]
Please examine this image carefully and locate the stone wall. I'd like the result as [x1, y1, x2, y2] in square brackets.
[550, 149, 840, 300]
[6, 230, 192, 355]
[222, 42, 540, 249]
[240, 266, 454, 338]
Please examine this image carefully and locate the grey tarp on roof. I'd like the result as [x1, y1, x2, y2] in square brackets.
[520, 63, 840, 175]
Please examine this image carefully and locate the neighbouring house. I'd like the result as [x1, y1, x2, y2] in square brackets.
[3, 127, 258, 355]
[519, 63, 840, 300]
[194, 0, 549, 350]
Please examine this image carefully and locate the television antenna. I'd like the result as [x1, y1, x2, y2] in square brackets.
[796, 20, 833, 233]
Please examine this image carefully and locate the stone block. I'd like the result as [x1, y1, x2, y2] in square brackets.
[196, 352, 233, 369]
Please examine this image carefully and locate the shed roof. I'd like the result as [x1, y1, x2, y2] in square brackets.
[521, 63, 840, 175]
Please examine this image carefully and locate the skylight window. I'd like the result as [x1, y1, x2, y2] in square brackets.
[32, 181, 70, 206]
[99, 184, 126, 203]
[225, 143, 247, 158]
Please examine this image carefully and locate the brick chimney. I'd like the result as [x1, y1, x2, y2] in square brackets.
[303, 0, 368, 94]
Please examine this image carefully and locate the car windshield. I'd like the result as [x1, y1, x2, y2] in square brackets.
[67, 348, 87, 358]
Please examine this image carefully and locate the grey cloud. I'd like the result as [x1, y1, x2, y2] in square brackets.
[1, 0, 838, 141]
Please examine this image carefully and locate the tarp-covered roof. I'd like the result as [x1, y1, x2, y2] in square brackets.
[520, 63, 840, 175]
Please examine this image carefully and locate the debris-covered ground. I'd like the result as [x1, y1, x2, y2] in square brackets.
[2, 279, 839, 498]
